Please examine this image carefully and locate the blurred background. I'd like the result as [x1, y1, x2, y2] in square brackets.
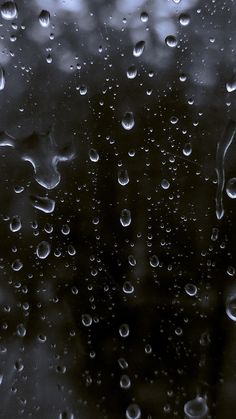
[0, 0, 235, 418]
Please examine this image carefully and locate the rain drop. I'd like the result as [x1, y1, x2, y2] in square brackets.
[165, 35, 178, 48]
[118, 169, 129, 186]
[0, 67, 5, 91]
[1, 1, 18, 20]
[39, 10, 50, 28]
[226, 295, 236, 321]
[179, 13, 190, 26]
[127, 65, 137, 80]
[184, 283, 197, 296]
[36, 241, 51, 259]
[122, 112, 135, 130]
[226, 177, 236, 199]
[133, 40, 145, 57]
[126, 404, 141, 419]
[184, 396, 208, 419]
[89, 148, 99, 162]
[120, 209, 131, 227]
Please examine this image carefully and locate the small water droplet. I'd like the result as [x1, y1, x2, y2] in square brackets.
[30, 195, 55, 213]
[183, 143, 192, 156]
[120, 209, 131, 227]
[36, 241, 51, 259]
[39, 10, 50, 28]
[161, 179, 170, 189]
[81, 314, 92, 327]
[122, 112, 135, 130]
[150, 255, 159, 268]
[133, 40, 145, 57]
[120, 374, 131, 389]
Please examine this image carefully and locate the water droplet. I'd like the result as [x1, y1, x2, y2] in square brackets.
[161, 179, 170, 189]
[165, 35, 178, 48]
[184, 283, 197, 296]
[11, 259, 23, 271]
[120, 374, 131, 389]
[119, 323, 129, 337]
[183, 143, 192, 156]
[16, 323, 26, 337]
[79, 85, 87, 96]
[0, 1, 18, 20]
[0, 67, 5, 91]
[184, 396, 208, 418]
[126, 404, 141, 419]
[10, 215, 21, 232]
[150, 255, 159, 268]
[226, 295, 236, 321]
[133, 40, 145, 57]
[122, 112, 135, 130]
[36, 241, 51, 259]
[118, 357, 128, 369]
[227, 266, 235, 276]
[215, 120, 236, 219]
[179, 13, 190, 26]
[140, 12, 149, 23]
[123, 281, 134, 294]
[226, 177, 236, 198]
[120, 209, 131, 227]
[81, 314, 92, 327]
[127, 65, 137, 79]
[226, 81, 236, 93]
[89, 148, 99, 162]
[39, 10, 50, 28]
[30, 195, 55, 213]
[118, 169, 129, 186]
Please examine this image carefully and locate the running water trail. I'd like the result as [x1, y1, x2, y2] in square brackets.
[215, 119, 236, 220]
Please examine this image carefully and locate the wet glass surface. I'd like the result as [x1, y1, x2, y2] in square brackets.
[0, 0, 236, 418]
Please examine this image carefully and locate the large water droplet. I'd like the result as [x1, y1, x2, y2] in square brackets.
[30, 195, 55, 213]
[89, 148, 99, 162]
[183, 143, 192, 156]
[120, 374, 131, 389]
[122, 112, 135, 131]
[0, 67, 5, 91]
[36, 241, 51, 259]
[0, 1, 18, 20]
[118, 169, 129, 186]
[184, 396, 208, 418]
[179, 13, 190, 26]
[140, 11, 149, 23]
[39, 10, 50, 28]
[133, 40, 145, 57]
[120, 209, 131, 227]
[10, 215, 21, 232]
[226, 177, 236, 199]
[119, 323, 129, 337]
[165, 35, 178, 48]
[126, 404, 141, 419]
[226, 295, 236, 321]
[226, 81, 236, 93]
[184, 283, 197, 296]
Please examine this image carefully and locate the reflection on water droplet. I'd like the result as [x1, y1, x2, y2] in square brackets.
[118, 169, 129, 186]
[123, 281, 134, 294]
[89, 148, 99, 162]
[119, 323, 129, 337]
[133, 40, 145, 57]
[120, 209, 131, 227]
[150, 255, 159, 267]
[184, 396, 208, 418]
[126, 403, 141, 419]
[1, 1, 18, 20]
[11, 259, 23, 271]
[16, 323, 26, 337]
[184, 283, 197, 296]
[10, 215, 21, 232]
[226, 177, 236, 198]
[0, 67, 5, 91]
[122, 112, 135, 130]
[140, 12, 149, 23]
[120, 374, 131, 389]
[226, 81, 236, 93]
[161, 179, 170, 189]
[36, 241, 51, 259]
[39, 10, 50, 28]
[127, 65, 137, 79]
[226, 295, 236, 321]
[165, 35, 178, 48]
[179, 13, 190, 26]
[30, 195, 55, 213]
[183, 143, 192, 156]
[82, 314, 92, 327]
